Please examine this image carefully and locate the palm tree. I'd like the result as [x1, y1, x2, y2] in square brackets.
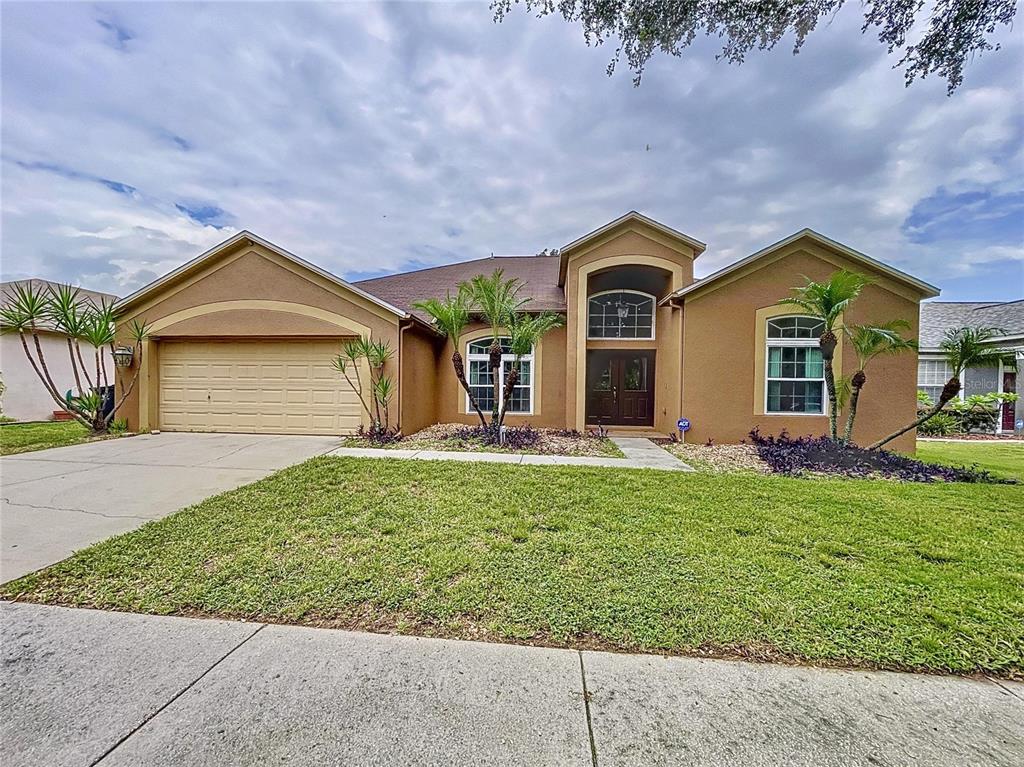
[841, 320, 916, 444]
[498, 311, 564, 426]
[781, 270, 871, 440]
[868, 326, 1006, 450]
[464, 270, 528, 428]
[0, 281, 150, 432]
[412, 292, 488, 427]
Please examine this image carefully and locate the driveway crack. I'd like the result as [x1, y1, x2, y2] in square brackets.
[1, 497, 150, 521]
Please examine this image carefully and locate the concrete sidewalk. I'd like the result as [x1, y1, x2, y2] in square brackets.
[2, 602, 1020, 767]
[328, 436, 693, 471]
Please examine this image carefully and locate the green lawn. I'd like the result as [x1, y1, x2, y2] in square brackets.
[917, 441, 1024, 482]
[0, 421, 91, 455]
[4, 457, 1021, 676]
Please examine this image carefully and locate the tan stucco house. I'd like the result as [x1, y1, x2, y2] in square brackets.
[113, 212, 940, 451]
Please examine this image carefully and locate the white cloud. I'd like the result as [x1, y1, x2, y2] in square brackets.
[1, 1, 1021, 300]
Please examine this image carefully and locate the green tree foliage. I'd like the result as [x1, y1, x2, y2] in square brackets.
[492, 0, 1016, 93]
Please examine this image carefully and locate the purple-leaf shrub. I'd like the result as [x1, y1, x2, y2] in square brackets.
[748, 429, 1009, 484]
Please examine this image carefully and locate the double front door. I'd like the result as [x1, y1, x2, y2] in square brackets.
[586, 350, 655, 426]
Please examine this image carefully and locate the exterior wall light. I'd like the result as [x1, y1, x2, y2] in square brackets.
[112, 346, 135, 368]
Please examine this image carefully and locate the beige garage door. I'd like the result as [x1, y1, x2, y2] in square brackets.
[159, 340, 362, 435]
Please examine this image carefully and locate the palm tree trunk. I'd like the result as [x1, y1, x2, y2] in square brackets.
[488, 338, 502, 428]
[370, 366, 383, 429]
[74, 341, 95, 389]
[65, 338, 85, 397]
[498, 364, 520, 427]
[18, 331, 92, 429]
[842, 370, 866, 444]
[819, 331, 839, 440]
[452, 350, 487, 427]
[867, 376, 960, 450]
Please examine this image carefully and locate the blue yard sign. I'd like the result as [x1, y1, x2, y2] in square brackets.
[677, 417, 691, 432]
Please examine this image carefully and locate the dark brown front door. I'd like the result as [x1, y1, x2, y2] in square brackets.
[1003, 371, 1017, 431]
[586, 351, 655, 426]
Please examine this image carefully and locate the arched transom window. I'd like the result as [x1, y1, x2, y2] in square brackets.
[588, 290, 655, 339]
[765, 316, 825, 414]
[466, 337, 534, 414]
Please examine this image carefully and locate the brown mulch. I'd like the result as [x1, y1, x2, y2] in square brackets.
[342, 423, 622, 458]
[664, 441, 770, 474]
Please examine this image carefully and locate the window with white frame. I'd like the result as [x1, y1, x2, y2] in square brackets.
[466, 337, 533, 414]
[588, 290, 655, 339]
[917, 358, 953, 405]
[765, 316, 826, 414]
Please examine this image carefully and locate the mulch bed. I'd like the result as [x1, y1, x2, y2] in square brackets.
[341, 423, 622, 457]
[749, 429, 1012, 483]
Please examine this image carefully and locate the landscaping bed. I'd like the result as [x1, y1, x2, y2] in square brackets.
[341, 423, 623, 457]
[748, 430, 1013, 483]
[663, 441, 769, 475]
[3, 456, 1022, 677]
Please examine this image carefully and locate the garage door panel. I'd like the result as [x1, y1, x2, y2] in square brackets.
[159, 340, 362, 435]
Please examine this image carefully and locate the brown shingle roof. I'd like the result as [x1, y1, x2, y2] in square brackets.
[354, 255, 564, 323]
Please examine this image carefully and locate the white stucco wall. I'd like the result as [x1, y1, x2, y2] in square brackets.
[0, 332, 114, 421]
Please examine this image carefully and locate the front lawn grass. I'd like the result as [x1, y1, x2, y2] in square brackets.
[916, 441, 1024, 482]
[0, 421, 91, 455]
[3, 457, 1021, 676]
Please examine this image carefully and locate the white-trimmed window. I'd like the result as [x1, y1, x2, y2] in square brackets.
[466, 337, 533, 414]
[918, 358, 953, 404]
[765, 316, 825, 414]
[588, 290, 655, 339]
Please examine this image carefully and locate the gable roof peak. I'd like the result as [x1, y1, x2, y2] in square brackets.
[114, 229, 411, 319]
[559, 211, 707, 257]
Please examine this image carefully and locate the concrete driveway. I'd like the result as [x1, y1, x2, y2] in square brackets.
[0, 432, 340, 582]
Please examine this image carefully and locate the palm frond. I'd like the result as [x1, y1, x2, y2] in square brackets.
[411, 292, 470, 339]
[0, 282, 49, 331]
[781, 270, 872, 330]
[940, 326, 1008, 375]
[844, 320, 916, 368]
[508, 311, 565, 357]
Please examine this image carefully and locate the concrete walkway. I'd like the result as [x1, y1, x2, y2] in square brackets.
[1, 602, 1020, 767]
[328, 436, 692, 471]
[0, 433, 340, 582]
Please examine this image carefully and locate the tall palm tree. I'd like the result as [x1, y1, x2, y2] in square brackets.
[464, 270, 527, 427]
[412, 292, 488, 427]
[841, 320, 916, 444]
[868, 326, 1006, 449]
[781, 270, 871, 440]
[498, 311, 565, 426]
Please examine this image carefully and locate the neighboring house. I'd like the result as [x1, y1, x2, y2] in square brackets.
[918, 300, 1024, 434]
[0, 279, 118, 422]
[113, 212, 940, 451]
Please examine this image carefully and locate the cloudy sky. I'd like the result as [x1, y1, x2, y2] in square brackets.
[2, 1, 1022, 301]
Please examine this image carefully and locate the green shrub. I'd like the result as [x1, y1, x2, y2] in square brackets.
[918, 412, 957, 436]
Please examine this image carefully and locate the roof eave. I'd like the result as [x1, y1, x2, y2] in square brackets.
[663, 228, 941, 303]
[114, 230, 411, 320]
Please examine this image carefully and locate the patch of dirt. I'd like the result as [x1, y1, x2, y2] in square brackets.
[664, 442, 770, 474]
